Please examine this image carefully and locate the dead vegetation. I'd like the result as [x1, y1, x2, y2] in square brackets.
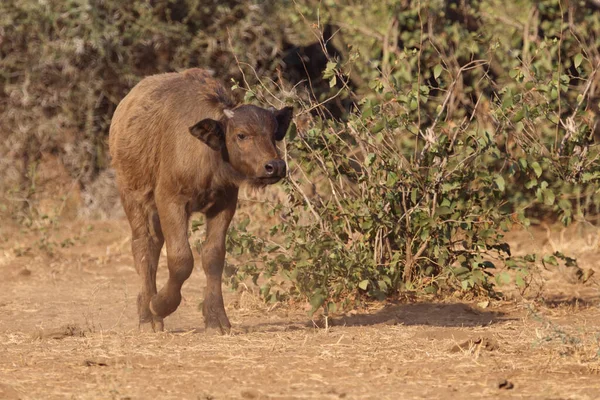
[0, 219, 599, 399]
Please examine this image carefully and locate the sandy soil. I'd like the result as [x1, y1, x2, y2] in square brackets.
[0, 218, 599, 400]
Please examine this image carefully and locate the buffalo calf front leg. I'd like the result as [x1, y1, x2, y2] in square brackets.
[151, 193, 194, 319]
[202, 193, 237, 334]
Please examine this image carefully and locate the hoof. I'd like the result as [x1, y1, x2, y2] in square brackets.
[203, 304, 231, 335]
[204, 317, 231, 335]
[137, 292, 164, 331]
[204, 324, 229, 336]
[139, 316, 164, 333]
[150, 288, 182, 318]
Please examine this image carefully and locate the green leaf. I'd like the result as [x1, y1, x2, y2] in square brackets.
[286, 122, 298, 141]
[411, 188, 418, 204]
[518, 158, 528, 170]
[238, 218, 251, 231]
[358, 280, 369, 290]
[543, 255, 558, 266]
[327, 302, 337, 314]
[494, 175, 505, 192]
[423, 285, 438, 294]
[452, 266, 470, 276]
[543, 189, 555, 206]
[558, 199, 571, 210]
[515, 273, 525, 288]
[244, 90, 256, 102]
[441, 182, 460, 193]
[433, 64, 443, 80]
[502, 91, 513, 110]
[309, 292, 326, 314]
[365, 153, 376, 166]
[435, 206, 453, 216]
[525, 178, 537, 189]
[386, 172, 398, 187]
[329, 75, 337, 88]
[496, 272, 510, 285]
[360, 219, 373, 230]
[582, 172, 600, 182]
[323, 61, 337, 79]
[531, 162, 542, 178]
[371, 121, 384, 134]
[574, 53, 583, 68]
[266, 244, 279, 253]
[512, 109, 525, 123]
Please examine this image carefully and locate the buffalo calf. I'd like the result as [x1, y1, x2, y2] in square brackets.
[109, 69, 293, 333]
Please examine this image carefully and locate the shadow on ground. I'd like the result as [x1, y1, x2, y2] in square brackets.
[539, 295, 600, 309]
[229, 302, 511, 335]
[327, 302, 507, 328]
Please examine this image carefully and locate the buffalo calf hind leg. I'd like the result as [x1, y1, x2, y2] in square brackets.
[121, 194, 164, 331]
[151, 196, 193, 319]
[202, 194, 237, 335]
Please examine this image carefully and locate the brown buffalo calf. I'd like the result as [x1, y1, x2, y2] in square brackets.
[109, 69, 293, 333]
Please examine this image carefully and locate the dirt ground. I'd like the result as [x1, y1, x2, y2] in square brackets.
[0, 218, 599, 400]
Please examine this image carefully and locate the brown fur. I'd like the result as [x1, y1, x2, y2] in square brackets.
[109, 68, 293, 333]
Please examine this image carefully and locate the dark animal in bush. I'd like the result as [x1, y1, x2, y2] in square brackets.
[109, 68, 293, 333]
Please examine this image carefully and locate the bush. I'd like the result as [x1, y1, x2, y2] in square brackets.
[1, 0, 598, 310]
[226, 0, 600, 312]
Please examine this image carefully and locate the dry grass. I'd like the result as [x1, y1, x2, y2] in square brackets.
[1, 217, 599, 400]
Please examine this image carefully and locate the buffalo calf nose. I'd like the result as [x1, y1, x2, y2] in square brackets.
[265, 160, 286, 177]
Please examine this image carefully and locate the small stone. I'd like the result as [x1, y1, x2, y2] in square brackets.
[241, 389, 260, 399]
[498, 379, 514, 390]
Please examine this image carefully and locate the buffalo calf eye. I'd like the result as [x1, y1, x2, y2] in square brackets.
[237, 133, 247, 140]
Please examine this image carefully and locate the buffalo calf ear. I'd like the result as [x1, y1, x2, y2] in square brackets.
[189, 119, 225, 151]
[273, 106, 294, 141]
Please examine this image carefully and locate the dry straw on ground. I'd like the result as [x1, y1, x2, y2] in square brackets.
[0, 218, 599, 399]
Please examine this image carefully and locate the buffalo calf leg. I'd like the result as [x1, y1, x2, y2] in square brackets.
[151, 196, 193, 318]
[121, 193, 164, 331]
[202, 194, 237, 334]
